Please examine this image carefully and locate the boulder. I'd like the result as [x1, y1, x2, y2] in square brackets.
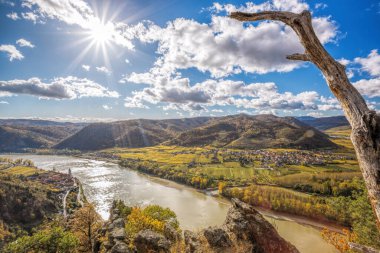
[110, 240, 130, 253]
[110, 228, 126, 240]
[113, 218, 125, 228]
[203, 227, 232, 248]
[184, 230, 201, 253]
[134, 229, 171, 253]
[164, 223, 180, 242]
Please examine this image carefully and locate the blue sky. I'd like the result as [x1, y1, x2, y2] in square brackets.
[0, 0, 379, 121]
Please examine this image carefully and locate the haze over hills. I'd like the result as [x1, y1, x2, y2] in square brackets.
[166, 114, 337, 149]
[0, 120, 87, 152]
[296, 116, 349, 130]
[54, 117, 211, 151]
[0, 115, 348, 152]
[55, 114, 337, 151]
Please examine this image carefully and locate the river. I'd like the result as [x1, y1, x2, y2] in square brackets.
[2, 154, 338, 253]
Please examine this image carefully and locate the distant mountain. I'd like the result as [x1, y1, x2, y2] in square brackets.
[56, 114, 337, 151]
[297, 116, 349, 130]
[54, 117, 212, 151]
[0, 120, 86, 152]
[0, 119, 88, 127]
[167, 114, 337, 149]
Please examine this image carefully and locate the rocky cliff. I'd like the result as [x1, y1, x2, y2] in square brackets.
[101, 198, 299, 253]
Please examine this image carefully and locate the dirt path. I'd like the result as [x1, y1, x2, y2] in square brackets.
[63, 189, 71, 219]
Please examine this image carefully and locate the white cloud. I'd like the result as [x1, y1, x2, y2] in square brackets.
[314, 3, 328, 10]
[16, 38, 35, 48]
[210, 0, 309, 14]
[307, 112, 323, 117]
[0, 76, 119, 99]
[318, 96, 341, 111]
[21, 0, 134, 49]
[82, 64, 90, 71]
[127, 2, 337, 79]
[353, 78, 380, 98]
[102, 104, 112, 110]
[96, 66, 111, 75]
[6, 12, 19, 20]
[0, 45, 24, 61]
[124, 72, 325, 112]
[354, 49, 380, 77]
[125, 59, 130, 64]
[0, 101, 9, 104]
[21, 12, 39, 23]
[338, 58, 350, 66]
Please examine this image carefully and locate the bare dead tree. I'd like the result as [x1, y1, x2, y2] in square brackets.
[230, 10, 380, 228]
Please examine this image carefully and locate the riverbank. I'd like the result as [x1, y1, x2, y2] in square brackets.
[74, 153, 345, 234]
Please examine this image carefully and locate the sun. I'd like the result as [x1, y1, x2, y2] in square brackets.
[89, 21, 113, 45]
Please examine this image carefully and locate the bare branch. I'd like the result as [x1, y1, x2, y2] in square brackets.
[230, 11, 299, 25]
[286, 53, 310, 61]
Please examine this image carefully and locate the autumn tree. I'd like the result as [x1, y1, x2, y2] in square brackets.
[230, 10, 380, 229]
[69, 204, 102, 253]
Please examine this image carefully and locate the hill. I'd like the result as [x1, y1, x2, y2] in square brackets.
[0, 121, 85, 152]
[56, 114, 336, 151]
[166, 114, 337, 149]
[297, 116, 349, 130]
[54, 117, 211, 151]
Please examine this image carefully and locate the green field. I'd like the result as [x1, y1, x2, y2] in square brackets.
[101, 144, 361, 188]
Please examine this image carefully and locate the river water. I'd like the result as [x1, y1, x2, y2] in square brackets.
[2, 154, 337, 253]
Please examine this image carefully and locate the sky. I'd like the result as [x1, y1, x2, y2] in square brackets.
[0, 0, 379, 122]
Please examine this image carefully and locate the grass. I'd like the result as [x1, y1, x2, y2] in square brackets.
[325, 126, 354, 150]
[5, 166, 45, 176]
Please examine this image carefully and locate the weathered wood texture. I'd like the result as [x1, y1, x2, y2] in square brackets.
[230, 10, 380, 228]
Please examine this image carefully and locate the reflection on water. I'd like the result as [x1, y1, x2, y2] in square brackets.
[2, 154, 337, 253]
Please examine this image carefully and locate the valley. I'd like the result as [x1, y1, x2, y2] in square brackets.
[1, 114, 379, 252]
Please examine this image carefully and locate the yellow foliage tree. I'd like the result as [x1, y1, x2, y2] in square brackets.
[69, 204, 102, 253]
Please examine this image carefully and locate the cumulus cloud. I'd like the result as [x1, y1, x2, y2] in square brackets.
[318, 96, 341, 111]
[353, 78, 380, 98]
[82, 64, 90, 71]
[0, 45, 24, 61]
[16, 38, 35, 48]
[21, 12, 39, 23]
[124, 72, 325, 112]
[96, 66, 111, 75]
[125, 1, 337, 81]
[6, 12, 19, 20]
[354, 49, 380, 77]
[0, 76, 119, 99]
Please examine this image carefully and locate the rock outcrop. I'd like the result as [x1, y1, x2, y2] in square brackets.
[103, 208, 130, 253]
[101, 198, 299, 253]
[183, 198, 299, 253]
[134, 230, 171, 253]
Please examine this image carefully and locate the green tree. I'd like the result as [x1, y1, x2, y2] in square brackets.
[4, 226, 78, 253]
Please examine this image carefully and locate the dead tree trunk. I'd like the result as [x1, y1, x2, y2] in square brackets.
[230, 10, 380, 228]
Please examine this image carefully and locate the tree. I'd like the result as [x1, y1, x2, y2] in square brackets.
[230, 10, 380, 229]
[69, 204, 102, 253]
[4, 226, 78, 253]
